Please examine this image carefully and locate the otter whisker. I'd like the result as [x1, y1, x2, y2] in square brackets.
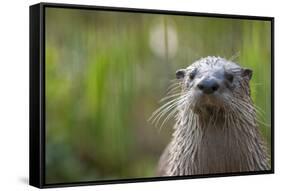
[256, 119, 271, 127]
[160, 92, 184, 102]
[166, 81, 181, 91]
[154, 95, 189, 126]
[153, 102, 181, 127]
[157, 93, 192, 127]
[149, 94, 189, 126]
[149, 94, 187, 119]
[169, 79, 181, 83]
[165, 81, 183, 95]
[150, 102, 179, 125]
[166, 86, 182, 96]
[230, 99, 258, 120]
[236, 99, 267, 120]
[229, 51, 240, 62]
[228, 101, 257, 127]
[160, 105, 182, 129]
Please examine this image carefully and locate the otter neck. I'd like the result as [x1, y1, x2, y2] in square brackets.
[166, 109, 269, 175]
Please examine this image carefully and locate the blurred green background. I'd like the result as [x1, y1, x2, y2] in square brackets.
[45, 7, 272, 184]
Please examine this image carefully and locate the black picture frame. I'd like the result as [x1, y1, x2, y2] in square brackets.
[29, 2, 275, 188]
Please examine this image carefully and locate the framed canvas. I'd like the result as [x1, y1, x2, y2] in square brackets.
[29, 2, 274, 188]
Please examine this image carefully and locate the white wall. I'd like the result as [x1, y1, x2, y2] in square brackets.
[0, 0, 279, 190]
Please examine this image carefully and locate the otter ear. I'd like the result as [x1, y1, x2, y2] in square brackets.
[176, 69, 186, 79]
[241, 68, 253, 80]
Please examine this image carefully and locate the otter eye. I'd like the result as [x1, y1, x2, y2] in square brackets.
[189, 70, 197, 80]
[225, 72, 234, 83]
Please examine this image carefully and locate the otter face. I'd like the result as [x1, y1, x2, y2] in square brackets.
[176, 57, 253, 113]
[149, 57, 253, 128]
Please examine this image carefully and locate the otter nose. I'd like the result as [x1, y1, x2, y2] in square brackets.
[197, 79, 219, 94]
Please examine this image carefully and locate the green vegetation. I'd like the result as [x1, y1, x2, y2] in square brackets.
[45, 8, 271, 183]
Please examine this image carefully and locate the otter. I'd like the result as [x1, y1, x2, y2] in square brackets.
[151, 56, 270, 176]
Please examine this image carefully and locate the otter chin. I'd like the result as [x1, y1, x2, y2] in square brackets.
[191, 94, 225, 114]
[151, 56, 270, 176]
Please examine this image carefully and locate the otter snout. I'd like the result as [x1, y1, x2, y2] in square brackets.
[197, 78, 220, 94]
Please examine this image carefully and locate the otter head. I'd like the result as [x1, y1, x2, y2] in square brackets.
[176, 57, 253, 115]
